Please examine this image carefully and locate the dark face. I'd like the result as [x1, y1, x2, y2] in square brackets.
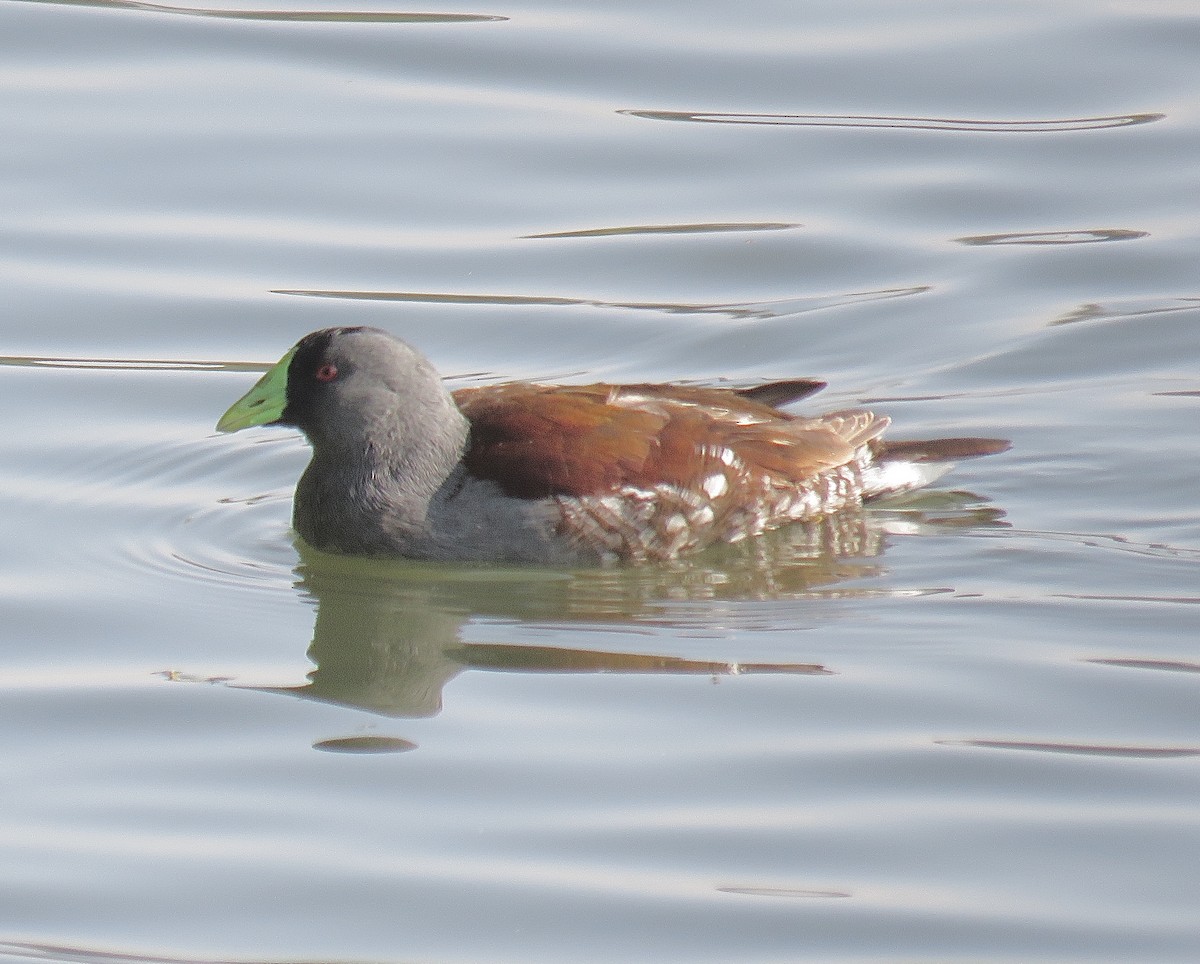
[279, 326, 366, 430]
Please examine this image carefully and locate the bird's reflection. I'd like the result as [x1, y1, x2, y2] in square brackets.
[256, 493, 1005, 721]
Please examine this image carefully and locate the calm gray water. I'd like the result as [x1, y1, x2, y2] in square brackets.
[2, 1, 1199, 961]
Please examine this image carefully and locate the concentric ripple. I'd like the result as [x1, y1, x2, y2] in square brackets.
[104, 433, 306, 596]
[2, 361, 307, 604]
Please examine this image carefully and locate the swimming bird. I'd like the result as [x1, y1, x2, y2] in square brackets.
[217, 326, 1008, 563]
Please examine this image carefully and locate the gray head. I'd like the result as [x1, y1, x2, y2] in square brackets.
[218, 326, 470, 532]
[279, 327, 458, 452]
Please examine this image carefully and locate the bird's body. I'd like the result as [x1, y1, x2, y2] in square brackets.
[218, 327, 1008, 563]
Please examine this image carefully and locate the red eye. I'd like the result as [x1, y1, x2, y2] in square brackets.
[315, 363, 338, 383]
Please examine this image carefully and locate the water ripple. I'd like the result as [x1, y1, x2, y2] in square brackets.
[313, 735, 419, 754]
[3, 428, 303, 601]
[0, 941, 356, 964]
[619, 110, 1166, 132]
[521, 222, 801, 240]
[111, 440, 301, 595]
[940, 739, 1200, 759]
[716, 885, 851, 899]
[1050, 296, 1200, 326]
[0, 354, 269, 374]
[1086, 657, 1200, 674]
[12, 0, 506, 22]
[999, 527, 1200, 562]
[956, 229, 1148, 246]
[272, 284, 931, 321]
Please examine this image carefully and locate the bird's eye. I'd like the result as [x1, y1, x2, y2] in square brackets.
[315, 363, 339, 383]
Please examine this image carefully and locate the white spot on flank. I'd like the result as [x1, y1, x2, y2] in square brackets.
[664, 513, 688, 534]
[702, 473, 728, 499]
[597, 494, 625, 513]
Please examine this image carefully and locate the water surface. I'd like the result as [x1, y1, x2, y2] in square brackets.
[2, 0, 1199, 961]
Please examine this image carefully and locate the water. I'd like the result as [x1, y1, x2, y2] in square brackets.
[2, 0, 1199, 961]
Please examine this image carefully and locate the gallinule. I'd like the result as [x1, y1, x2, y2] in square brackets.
[218, 326, 1008, 562]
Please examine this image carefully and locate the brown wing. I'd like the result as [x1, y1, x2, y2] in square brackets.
[452, 383, 665, 497]
[452, 382, 881, 499]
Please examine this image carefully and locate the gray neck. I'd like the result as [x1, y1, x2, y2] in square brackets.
[294, 395, 471, 555]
